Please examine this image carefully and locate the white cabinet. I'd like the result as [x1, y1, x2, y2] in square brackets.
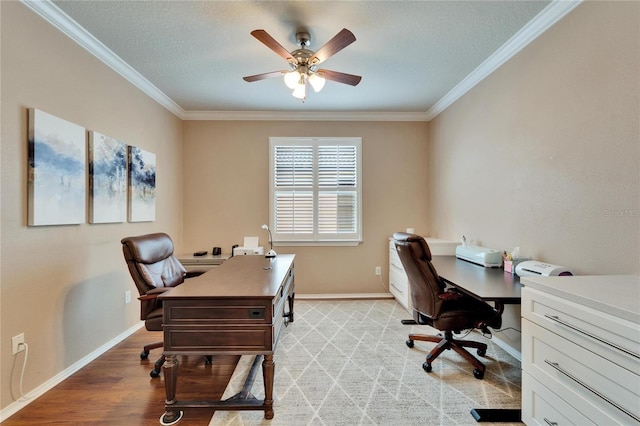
[388, 237, 458, 312]
[521, 275, 640, 425]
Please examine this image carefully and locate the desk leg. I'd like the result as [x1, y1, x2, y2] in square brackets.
[262, 353, 275, 419]
[161, 355, 183, 425]
[287, 293, 295, 323]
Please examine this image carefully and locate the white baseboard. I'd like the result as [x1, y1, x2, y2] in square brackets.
[0, 322, 144, 422]
[297, 293, 394, 300]
[489, 334, 522, 362]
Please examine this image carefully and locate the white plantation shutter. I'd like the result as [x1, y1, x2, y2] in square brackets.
[269, 137, 362, 244]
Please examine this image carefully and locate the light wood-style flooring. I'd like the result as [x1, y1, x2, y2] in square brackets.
[2, 328, 237, 425]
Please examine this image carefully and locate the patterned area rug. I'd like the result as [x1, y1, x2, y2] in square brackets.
[210, 299, 522, 425]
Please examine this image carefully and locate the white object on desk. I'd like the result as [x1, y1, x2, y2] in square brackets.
[243, 236, 259, 248]
[455, 244, 502, 267]
[233, 246, 264, 256]
[177, 253, 230, 273]
[521, 275, 640, 425]
[515, 260, 572, 277]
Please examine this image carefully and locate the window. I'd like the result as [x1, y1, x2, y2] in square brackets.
[269, 137, 362, 245]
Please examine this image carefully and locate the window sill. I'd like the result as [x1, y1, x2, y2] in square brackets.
[273, 240, 362, 247]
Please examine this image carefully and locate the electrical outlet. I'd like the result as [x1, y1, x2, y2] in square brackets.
[125, 290, 132, 304]
[375, 266, 381, 276]
[12, 333, 25, 355]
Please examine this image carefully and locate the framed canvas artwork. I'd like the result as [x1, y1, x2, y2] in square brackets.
[89, 131, 127, 223]
[128, 146, 156, 222]
[28, 108, 86, 226]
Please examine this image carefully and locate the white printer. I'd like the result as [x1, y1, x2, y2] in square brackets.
[455, 245, 503, 268]
[515, 260, 573, 277]
[233, 246, 264, 256]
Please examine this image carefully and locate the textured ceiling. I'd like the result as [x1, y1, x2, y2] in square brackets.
[48, 0, 555, 117]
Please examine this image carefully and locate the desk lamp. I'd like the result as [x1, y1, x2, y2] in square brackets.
[261, 224, 277, 258]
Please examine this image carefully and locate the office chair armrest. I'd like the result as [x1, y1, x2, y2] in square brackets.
[438, 290, 464, 301]
[138, 287, 170, 301]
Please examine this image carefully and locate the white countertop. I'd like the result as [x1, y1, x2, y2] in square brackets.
[522, 275, 640, 324]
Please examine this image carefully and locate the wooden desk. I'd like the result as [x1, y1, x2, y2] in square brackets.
[158, 254, 295, 424]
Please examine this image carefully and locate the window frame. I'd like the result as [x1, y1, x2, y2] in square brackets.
[268, 137, 363, 246]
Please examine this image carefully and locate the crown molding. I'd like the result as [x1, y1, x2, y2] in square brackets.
[20, 0, 186, 119]
[182, 110, 429, 121]
[425, 0, 583, 121]
[23, 0, 581, 122]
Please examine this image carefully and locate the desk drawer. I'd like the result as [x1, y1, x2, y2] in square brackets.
[522, 287, 640, 373]
[522, 371, 594, 425]
[164, 325, 272, 353]
[164, 298, 271, 324]
[523, 319, 640, 424]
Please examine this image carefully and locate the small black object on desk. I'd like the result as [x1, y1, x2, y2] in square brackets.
[193, 251, 207, 257]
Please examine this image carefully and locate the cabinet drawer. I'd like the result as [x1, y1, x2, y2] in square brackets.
[389, 245, 402, 267]
[164, 325, 272, 353]
[389, 265, 408, 298]
[522, 287, 640, 374]
[164, 298, 271, 324]
[523, 319, 640, 424]
[522, 371, 594, 426]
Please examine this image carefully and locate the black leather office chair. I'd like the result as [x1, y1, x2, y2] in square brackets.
[121, 232, 187, 378]
[392, 232, 502, 379]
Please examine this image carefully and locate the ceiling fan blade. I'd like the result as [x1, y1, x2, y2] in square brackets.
[250, 30, 295, 63]
[317, 69, 362, 86]
[243, 71, 285, 82]
[308, 28, 356, 65]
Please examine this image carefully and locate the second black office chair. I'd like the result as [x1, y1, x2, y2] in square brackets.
[392, 232, 502, 379]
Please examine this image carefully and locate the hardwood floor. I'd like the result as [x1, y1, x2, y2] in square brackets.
[2, 328, 239, 425]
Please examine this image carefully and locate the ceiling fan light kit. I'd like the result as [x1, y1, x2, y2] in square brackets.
[243, 28, 361, 102]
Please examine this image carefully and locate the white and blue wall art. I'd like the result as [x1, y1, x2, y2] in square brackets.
[128, 146, 156, 222]
[89, 131, 127, 223]
[28, 108, 86, 226]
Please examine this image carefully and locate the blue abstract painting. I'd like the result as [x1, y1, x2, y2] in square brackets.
[128, 146, 156, 222]
[28, 108, 86, 226]
[89, 131, 127, 223]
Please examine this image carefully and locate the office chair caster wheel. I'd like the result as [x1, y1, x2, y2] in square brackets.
[205, 355, 212, 364]
[140, 350, 149, 360]
[422, 362, 432, 373]
[406, 339, 414, 348]
[150, 369, 161, 378]
[473, 369, 484, 379]
[477, 348, 486, 357]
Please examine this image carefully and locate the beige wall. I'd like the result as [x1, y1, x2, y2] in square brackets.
[429, 1, 639, 352]
[1, 2, 183, 410]
[429, 1, 639, 275]
[182, 121, 430, 295]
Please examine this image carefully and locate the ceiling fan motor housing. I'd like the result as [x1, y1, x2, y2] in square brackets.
[295, 32, 311, 47]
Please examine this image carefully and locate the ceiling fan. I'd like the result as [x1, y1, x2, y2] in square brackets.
[243, 28, 362, 101]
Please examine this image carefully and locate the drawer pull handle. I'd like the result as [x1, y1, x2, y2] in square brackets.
[544, 360, 640, 423]
[544, 314, 640, 360]
[391, 263, 403, 271]
[543, 419, 557, 426]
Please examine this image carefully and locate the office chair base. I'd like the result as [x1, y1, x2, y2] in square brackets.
[151, 355, 166, 378]
[407, 330, 487, 379]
